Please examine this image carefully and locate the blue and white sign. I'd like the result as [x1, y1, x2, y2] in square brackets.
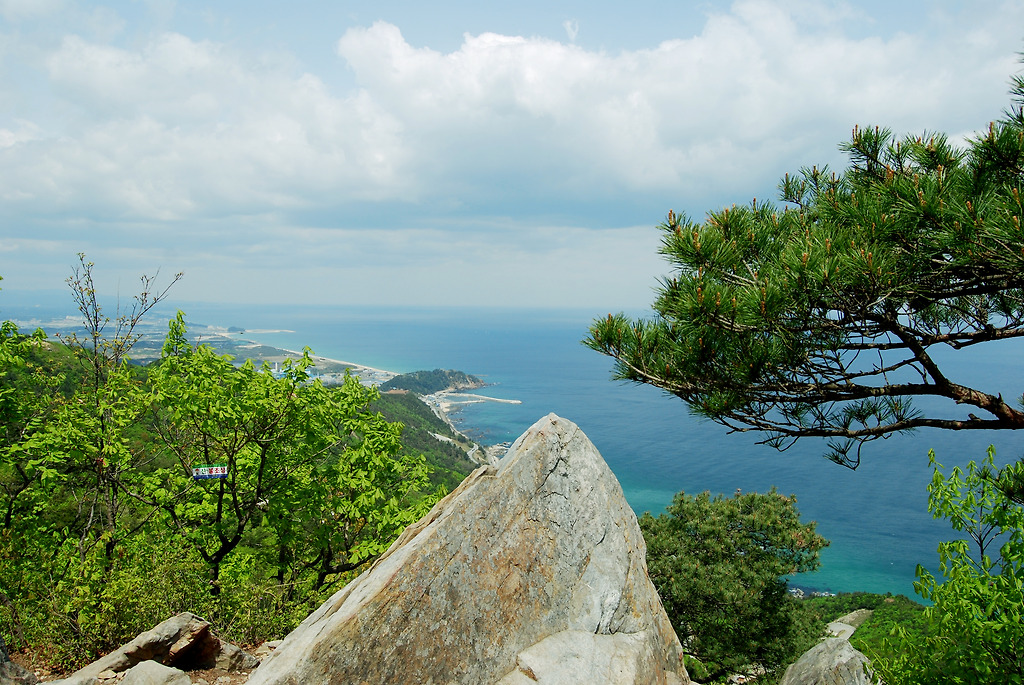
[192, 464, 229, 479]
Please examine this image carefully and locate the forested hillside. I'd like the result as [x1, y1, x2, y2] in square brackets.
[380, 369, 483, 395]
[0, 293, 461, 671]
[370, 391, 479, 491]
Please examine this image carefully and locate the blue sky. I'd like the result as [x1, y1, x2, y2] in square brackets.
[1, 0, 1022, 309]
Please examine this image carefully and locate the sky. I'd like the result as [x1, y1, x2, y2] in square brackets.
[1, 0, 1022, 310]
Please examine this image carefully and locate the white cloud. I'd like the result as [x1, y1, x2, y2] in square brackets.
[329, 8, 1020, 210]
[4, 3, 1021, 225]
[1, 0, 1022, 307]
[0, 119, 41, 150]
[0, 31, 412, 221]
[563, 19, 579, 42]
[0, 0, 65, 21]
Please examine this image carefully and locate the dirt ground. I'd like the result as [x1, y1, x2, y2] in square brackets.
[10, 651, 256, 683]
[184, 666, 252, 684]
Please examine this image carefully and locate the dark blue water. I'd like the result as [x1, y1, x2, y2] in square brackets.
[8, 296, 1024, 597]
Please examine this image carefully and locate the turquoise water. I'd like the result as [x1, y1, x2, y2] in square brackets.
[10, 297, 1024, 597]
[169, 302, 1024, 597]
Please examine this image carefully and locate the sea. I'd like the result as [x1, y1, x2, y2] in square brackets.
[6, 296, 1024, 598]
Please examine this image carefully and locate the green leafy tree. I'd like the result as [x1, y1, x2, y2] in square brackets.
[142, 313, 437, 594]
[873, 447, 1024, 683]
[44, 254, 181, 561]
[585, 64, 1024, 681]
[0, 318, 51, 531]
[639, 488, 828, 682]
[1, 277, 78, 540]
[0, 300, 58, 647]
[0, 303, 440, 666]
[2, 261, 181, 658]
[586, 73, 1024, 467]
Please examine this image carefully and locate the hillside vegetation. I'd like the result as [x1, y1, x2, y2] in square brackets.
[0, 291, 473, 671]
[370, 391, 479, 491]
[380, 368, 484, 395]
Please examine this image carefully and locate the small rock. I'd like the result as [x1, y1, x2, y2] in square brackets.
[0, 633, 39, 685]
[41, 613, 258, 684]
[213, 642, 258, 672]
[119, 661, 190, 685]
[827, 621, 856, 640]
[46, 613, 215, 683]
[250, 641, 280, 661]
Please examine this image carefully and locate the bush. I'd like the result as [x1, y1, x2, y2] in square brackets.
[871, 448, 1024, 684]
[641, 488, 828, 682]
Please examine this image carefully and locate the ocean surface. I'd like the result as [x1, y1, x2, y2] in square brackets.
[7, 296, 1024, 597]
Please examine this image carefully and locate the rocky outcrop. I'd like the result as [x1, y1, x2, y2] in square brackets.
[779, 638, 875, 685]
[46, 613, 257, 685]
[826, 608, 874, 641]
[497, 630, 687, 685]
[0, 634, 39, 685]
[249, 413, 688, 685]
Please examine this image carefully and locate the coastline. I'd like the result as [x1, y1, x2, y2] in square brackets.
[174, 317, 965, 596]
[165, 323, 519, 462]
[3, 305, 955, 596]
[263, 345, 400, 387]
[262, 344, 515, 463]
[3, 308, 513, 461]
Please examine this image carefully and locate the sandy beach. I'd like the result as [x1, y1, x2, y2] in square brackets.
[5, 312, 516, 459]
[258, 345, 519, 459]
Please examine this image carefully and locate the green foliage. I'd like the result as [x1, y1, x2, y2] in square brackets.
[144, 312, 440, 593]
[2, 255, 183, 572]
[871, 447, 1024, 684]
[640, 488, 829, 682]
[586, 76, 1024, 467]
[0, 527, 321, 671]
[60, 253, 182, 371]
[380, 368, 483, 395]
[0, 321, 56, 530]
[799, 592, 928, 666]
[849, 596, 927, 665]
[370, 391, 479, 490]
[1, 297, 444, 670]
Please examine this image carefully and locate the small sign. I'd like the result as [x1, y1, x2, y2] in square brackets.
[192, 464, 229, 479]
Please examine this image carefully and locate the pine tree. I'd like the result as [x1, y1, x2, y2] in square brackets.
[586, 71, 1024, 468]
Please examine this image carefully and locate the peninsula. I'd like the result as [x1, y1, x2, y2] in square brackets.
[4, 311, 519, 468]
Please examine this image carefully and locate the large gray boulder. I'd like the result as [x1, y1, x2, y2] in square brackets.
[780, 638, 875, 685]
[249, 413, 688, 685]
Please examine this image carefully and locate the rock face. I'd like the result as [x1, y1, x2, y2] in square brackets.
[249, 413, 688, 685]
[0, 634, 39, 685]
[47, 613, 258, 685]
[779, 638, 875, 685]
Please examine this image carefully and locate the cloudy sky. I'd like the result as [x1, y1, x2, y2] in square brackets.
[1, 0, 1022, 309]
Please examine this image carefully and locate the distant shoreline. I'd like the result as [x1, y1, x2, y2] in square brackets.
[267, 345, 400, 387]
[246, 342, 515, 461]
[2, 310, 515, 459]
